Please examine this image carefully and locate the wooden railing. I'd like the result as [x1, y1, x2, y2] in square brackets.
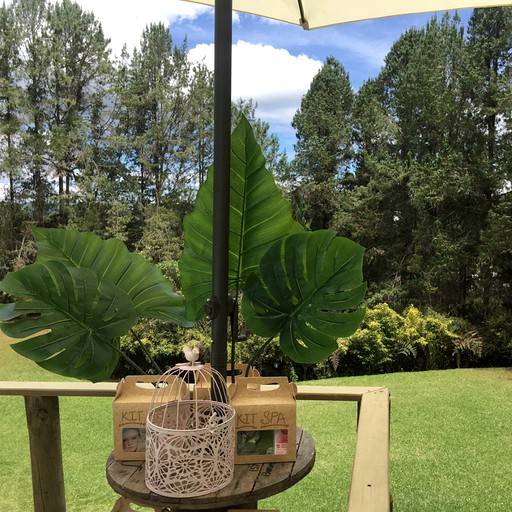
[0, 382, 391, 512]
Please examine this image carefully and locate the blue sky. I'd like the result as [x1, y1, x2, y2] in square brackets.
[173, 7, 473, 153]
[8, 0, 474, 155]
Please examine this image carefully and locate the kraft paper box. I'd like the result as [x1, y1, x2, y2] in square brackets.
[229, 377, 297, 464]
[193, 364, 260, 399]
[113, 375, 187, 461]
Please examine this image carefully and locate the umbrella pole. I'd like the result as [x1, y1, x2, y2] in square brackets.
[211, 0, 232, 380]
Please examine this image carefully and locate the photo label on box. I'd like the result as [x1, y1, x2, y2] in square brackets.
[122, 427, 146, 453]
[237, 429, 288, 456]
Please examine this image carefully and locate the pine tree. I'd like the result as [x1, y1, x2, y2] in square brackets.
[291, 56, 354, 229]
[120, 23, 189, 208]
[292, 56, 354, 183]
[468, 7, 512, 321]
[0, 2, 23, 203]
[16, 0, 51, 223]
[45, 0, 111, 222]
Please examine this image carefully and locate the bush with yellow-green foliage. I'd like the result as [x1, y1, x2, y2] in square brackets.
[317, 303, 482, 377]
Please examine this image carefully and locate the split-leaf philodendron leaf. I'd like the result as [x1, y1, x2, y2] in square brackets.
[0, 228, 191, 381]
[33, 227, 190, 326]
[0, 261, 135, 381]
[241, 230, 366, 364]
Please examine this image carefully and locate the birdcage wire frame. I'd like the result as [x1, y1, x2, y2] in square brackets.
[145, 362, 236, 498]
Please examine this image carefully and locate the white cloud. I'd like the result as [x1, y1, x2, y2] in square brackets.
[76, 0, 212, 55]
[188, 40, 322, 134]
[4, 0, 318, 150]
[33, 0, 212, 56]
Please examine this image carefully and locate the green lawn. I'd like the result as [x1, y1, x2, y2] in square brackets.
[1, 337, 511, 511]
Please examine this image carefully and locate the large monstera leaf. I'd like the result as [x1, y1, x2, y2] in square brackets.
[179, 115, 303, 320]
[0, 261, 136, 381]
[241, 230, 366, 363]
[33, 227, 190, 326]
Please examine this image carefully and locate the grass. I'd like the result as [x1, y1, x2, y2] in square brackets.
[1, 335, 511, 511]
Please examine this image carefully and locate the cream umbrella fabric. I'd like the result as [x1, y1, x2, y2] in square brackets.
[183, 0, 512, 29]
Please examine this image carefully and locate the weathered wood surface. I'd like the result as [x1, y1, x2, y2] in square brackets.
[106, 429, 315, 511]
[0, 380, 117, 396]
[25, 395, 67, 512]
[0, 381, 380, 399]
[348, 388, 391, 512]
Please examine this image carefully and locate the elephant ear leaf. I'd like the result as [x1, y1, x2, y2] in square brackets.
[241, 230, 366, 364]
[0, 261, 136, 382]
[33, 227, 191, 327]
[179, 115, 303, 321]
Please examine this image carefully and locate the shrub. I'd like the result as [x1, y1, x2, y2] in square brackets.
[480, 310, 512, 366]
[318, 303, 483, 378]
[112, 318, 211, 378]
[112, 302, 486, 380]
[235, 336, 300, 381]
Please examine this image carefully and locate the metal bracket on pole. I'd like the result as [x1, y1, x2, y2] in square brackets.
[204, 297, 218, 320]
[205, 295, 235, 320]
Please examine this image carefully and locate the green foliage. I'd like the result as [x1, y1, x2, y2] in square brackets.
[180, 117, 366, 365]
[179, 116, 304, 321]
[32, 228, 187, 323]
[292, 56, 354, 184]
[114, 319, 211, 378]
[232, 98, 290, 180]
[136, 207, 184, 264]
[316, 303, 483, 377]
[0, 228, 190, 381]
[235, 335, 299, 381]
[1, 2, 511, 372]
[242, 230, 366, 363]
[0, 261, 132, 381]
[330, 10, 512, 357]
[291, 56, 354, 230]
[480, 310, 512, 366]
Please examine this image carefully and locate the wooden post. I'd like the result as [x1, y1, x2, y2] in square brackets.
[25, 395, 66, 512]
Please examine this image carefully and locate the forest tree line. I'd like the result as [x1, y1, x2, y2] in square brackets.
[1, 0, 511, 371]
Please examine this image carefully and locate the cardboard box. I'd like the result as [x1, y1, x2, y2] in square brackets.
[229, 377, 297, 464]
[193, 363, 260, 400]
[113, 375, 188, 461]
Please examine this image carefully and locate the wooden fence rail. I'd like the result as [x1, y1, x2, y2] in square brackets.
[0, 382, 391, 512]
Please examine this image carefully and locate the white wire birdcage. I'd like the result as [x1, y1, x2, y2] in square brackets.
[145, 357, 236, 498]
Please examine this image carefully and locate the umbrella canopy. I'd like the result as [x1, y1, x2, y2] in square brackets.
[184, 0, 512, 28]
[181, 0, 512, 379]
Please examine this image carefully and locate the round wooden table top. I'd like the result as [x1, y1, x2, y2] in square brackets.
[106, 428, 315, 511]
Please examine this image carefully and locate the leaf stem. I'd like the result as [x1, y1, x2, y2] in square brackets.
[130, 328, 163, 374]
[110, 341, 148, 375]
[245, 334, 277, 377]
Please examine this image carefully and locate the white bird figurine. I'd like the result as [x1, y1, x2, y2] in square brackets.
[183, 345, 200, 364]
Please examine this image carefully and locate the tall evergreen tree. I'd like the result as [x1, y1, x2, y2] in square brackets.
[0, 1, 23, 204]
[291, 56, 354, 230]
[468, 7, 512, 327]
[15, 0, 51, 223]
[120, 23, 189, 209]
[182, 62, 214, 188]
[292, 56, 354, 182]
[45, 0, 111, 222]
[342, 14, 493, 314]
